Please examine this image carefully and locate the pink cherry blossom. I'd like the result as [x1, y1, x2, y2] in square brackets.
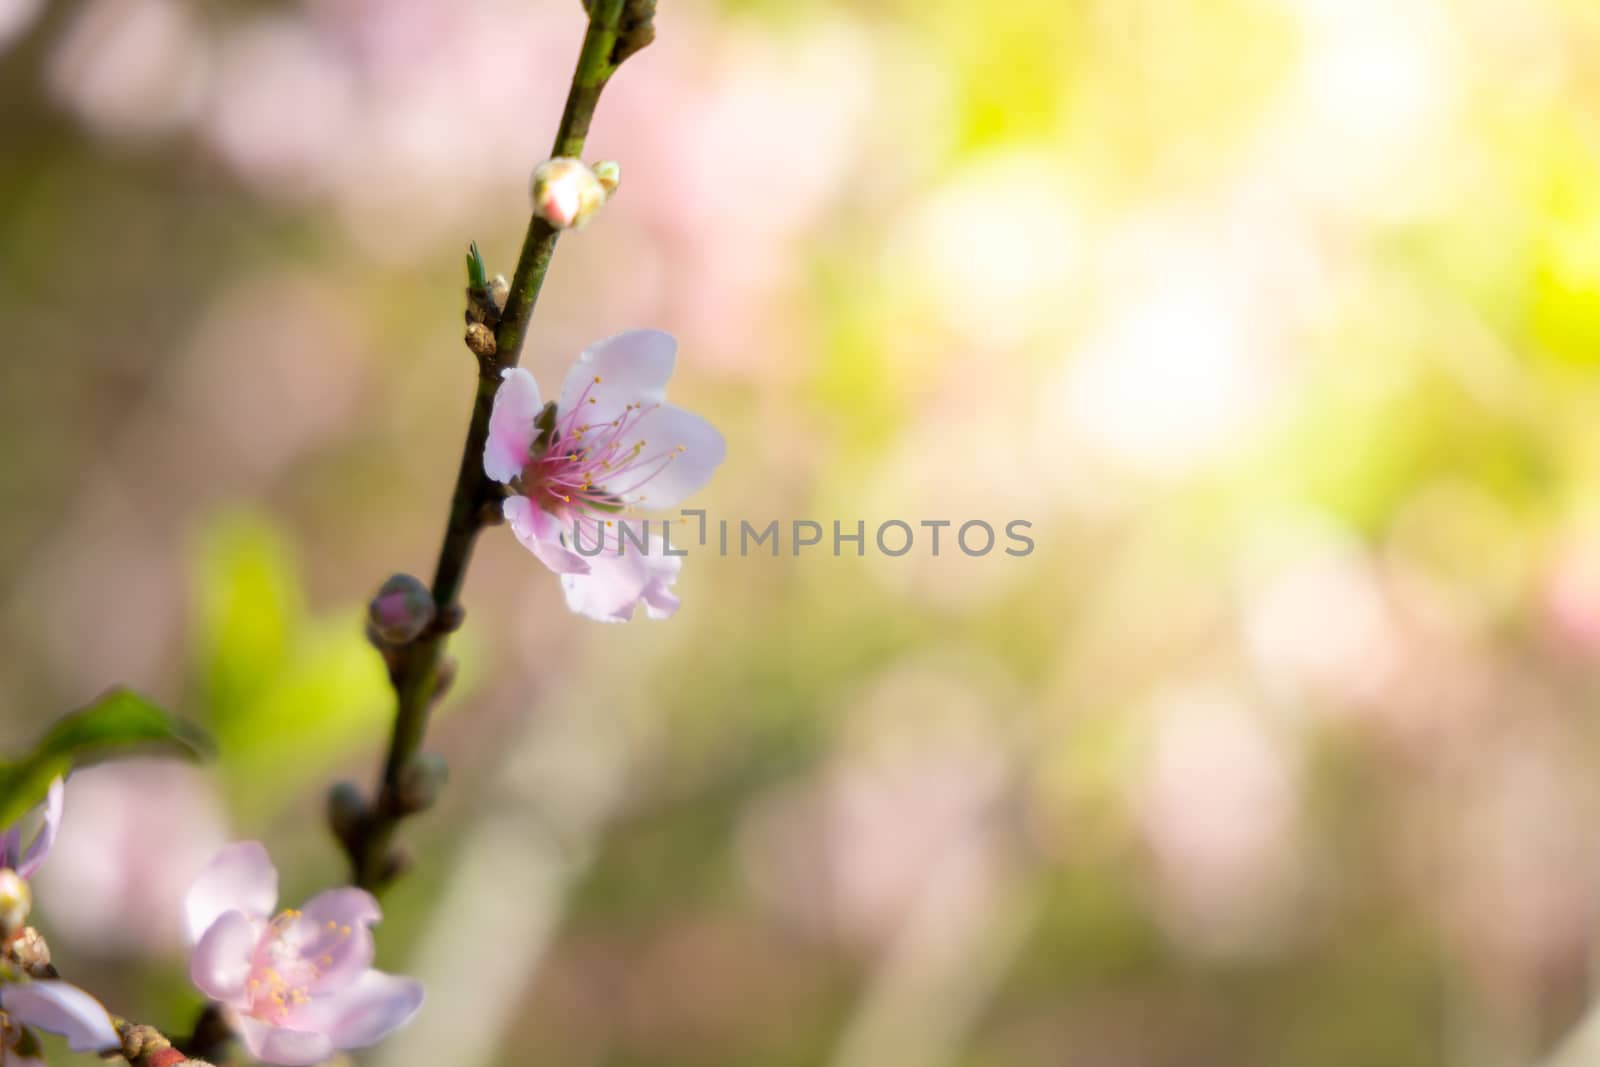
[186, 842, 422, 1066]
[484, 330, 724, 622]
[34, 761, 227, 955]
[530, 158, 607, 230]
[0, 779, 62, 881]
[1, 977, 120, 1060]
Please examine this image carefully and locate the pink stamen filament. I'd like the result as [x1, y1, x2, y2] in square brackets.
[520, 395, 681, 511]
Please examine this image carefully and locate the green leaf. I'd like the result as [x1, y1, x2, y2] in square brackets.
[0, 688, 213, 828]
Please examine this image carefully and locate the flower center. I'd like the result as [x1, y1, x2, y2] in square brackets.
[518, 377, 685, 518]
[244, 909, 351, 1022]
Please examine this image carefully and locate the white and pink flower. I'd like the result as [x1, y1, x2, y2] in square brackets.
[0, 779, 61, 882]
[485, 330, 725, 622]
[186, 842, 422, 1066]
[0, 778, 120, 1063]
[0, 978, 120, 1063]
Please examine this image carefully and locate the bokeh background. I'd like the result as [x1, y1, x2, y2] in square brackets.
[4, 0, 1600, 1064]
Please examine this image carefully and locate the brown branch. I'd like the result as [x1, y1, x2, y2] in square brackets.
[113, 1018, 213, 1067]
[1, 927, 212, 1066]
[335, 0, 657, 891]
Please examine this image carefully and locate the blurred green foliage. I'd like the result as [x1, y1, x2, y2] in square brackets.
[191, 512, 392, 821]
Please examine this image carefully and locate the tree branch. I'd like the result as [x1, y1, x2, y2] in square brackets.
[1, 927, 212, 1066]
[113, 1017, 212, 1067]
[339, 0, 656, 891]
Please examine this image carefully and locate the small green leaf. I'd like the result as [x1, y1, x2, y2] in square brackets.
[467, 241, 488, 290]
[0, 688, 213, 828]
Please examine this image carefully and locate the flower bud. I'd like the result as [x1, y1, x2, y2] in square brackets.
[395, 752, 449, 815]
[9, 925, 49, 976]
[531, 157, 608, 230]
[377, 843, 415, 885]
[431, 655, 458, 706]
[368, 574, 434, 645]
[0, 869, 30, 936]
[326, 780, 369, 847]
[118, 1023, 173, 1063]
[465, 321, 497, 358]
[489, 273, 509, 312]
[593, 160, 620, 198]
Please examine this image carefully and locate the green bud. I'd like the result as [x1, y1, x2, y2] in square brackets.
[466, 241, 488, 289]
[395, 752, 449, 815]
[378, 843, 415, 885]
[326, 781, 369, 846]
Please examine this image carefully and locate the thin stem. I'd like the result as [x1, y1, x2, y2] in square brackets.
[0, 926, 208, 1065]
[113, 1016, 210, 1067]
[345, 0, 653, 890]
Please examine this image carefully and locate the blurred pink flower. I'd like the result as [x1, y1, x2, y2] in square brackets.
[740, 661, 1014, 950]
[202, 15, 356, 200]
[485, 330, 724, 622]
[0, 979, 119, 1059]
[1237, 518, 1400, 709]
[47, 0, 210, 141]
[1542, 539, 1600, 656]
[601, 15, 872, 369]
[0, 0, 42, 52]
[0, 778, 60, 881]
[1133, 686, 1308, 958]
[0, 780, 108, 1059]
[1433, 721, 1600, 1008]
[186, 843, 422, 1066]
[34, 761, 225, 955]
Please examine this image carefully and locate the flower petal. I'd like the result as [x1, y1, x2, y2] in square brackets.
[185, 841, 278, 943]
[3, 980, 119, 1052]
[15, 778, 63, 880]
[642, 581, 681, 620]
[189, 909, 259, 1002]
[560, 523, 684, 623]
[291, 969, 424, 1051]
[235, 1018, 335, 1067]
[289, 887, 380, 992]
[559, 330, 677, 427]
[503, 496, 590, 575]
[484, 367, 542, 484]
[597, 403, 724, 510]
